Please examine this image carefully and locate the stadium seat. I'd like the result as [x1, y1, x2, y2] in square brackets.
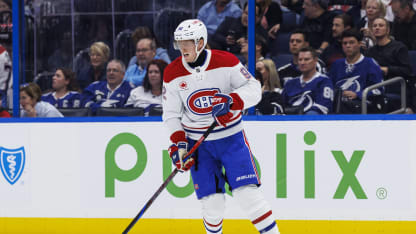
[280, 9, 301, 33]
[96, 107, 144, 117]
[148, 106, 163, 116]
[34, 71, 54, 92]
[115, 29, 134, 67]
[58, 108, 91, 117]
[269, 32, 291, 56]
[408, 50, 416, 76]
[271, 53, 293, 70]
[284, 105, 304, 115]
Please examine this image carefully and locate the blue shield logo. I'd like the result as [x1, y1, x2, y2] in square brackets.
[0, 147, 25, 185]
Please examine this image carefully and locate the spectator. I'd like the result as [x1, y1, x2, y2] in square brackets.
[257, 0, 283, 39]
[347, 0, 368, 27]
[82, 59, 134, 112]
[329, 29, 384, 113]
[391, 0, 416, 50]
[77, 41, 110, 90]
[128, 26, 171, 66]
[255, 59, 285, 115]
[256, 59, 282, 92]
[366, 17, 412, 111]
[124, 38, 157, 86]
[197, 0, 242, 37]
[125, 59, 168, 115]
[358, 0, 388, 50]
[41, 68, 81, 108]
[277, 28, 326, 87]
[300, 0, 337, 52]
[238, 34, 268, 66]
[20, 83, 63, 117]
[321, 14, 353, 69]
[282, 47, 334, 115]
[210, 2, 268, 54]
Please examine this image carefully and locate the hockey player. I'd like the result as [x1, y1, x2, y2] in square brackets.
[329, 29, 383, 113]
[162, 19, 279, 234]
[282, 46, 334, 114]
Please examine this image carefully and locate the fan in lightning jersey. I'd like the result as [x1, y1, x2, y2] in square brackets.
[81, 60, 134, 112]
[163, 19, 279, 234]
[41, 68, 81, 108]
[329, 55, 383, 99]
[329, 29, 383, 113]
[42, 91, 81, 108]
[282, 47, 334, 114]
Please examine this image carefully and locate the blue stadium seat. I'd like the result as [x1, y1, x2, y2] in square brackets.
[269, 32, 291, 56]
[408, 50, 416, 76]
[96, 107, 144, 117]
[271, 53, 293, 70]
[280, 9, 301, 33]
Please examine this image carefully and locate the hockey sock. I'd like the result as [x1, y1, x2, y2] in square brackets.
[201, 193, 225, 234]
[233, 184, 280, 234]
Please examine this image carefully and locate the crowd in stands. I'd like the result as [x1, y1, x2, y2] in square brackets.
[1, 0, 416, 118]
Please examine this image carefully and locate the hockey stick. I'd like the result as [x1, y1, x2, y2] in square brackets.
[122, 121, 217, 234]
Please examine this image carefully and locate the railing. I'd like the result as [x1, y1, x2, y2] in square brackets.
[361, 77, 407, 114]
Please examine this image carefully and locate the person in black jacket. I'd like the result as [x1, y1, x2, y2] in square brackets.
[210, 2, 268, 54]
[366, 17, 413, 111]
[391, 0, 416, 50]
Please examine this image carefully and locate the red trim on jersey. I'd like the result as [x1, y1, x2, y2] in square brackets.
[170, 130, 187, 144]
[163, 57, 191, 83]
[252, 210, 272, 224]
[242, 130, 260, 184]
[206, 50, 240, 71]
[204, 218, 223, 227]
[0, 45, 6, 54]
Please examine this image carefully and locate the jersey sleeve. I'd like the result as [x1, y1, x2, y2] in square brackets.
[360, 59, 384, 99]
[162, 79, 185, 140]
[229, 63, 262, 109]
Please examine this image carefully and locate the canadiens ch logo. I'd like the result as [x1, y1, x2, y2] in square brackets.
[187, 88, 220, 115]
[0, 147, 26, 185]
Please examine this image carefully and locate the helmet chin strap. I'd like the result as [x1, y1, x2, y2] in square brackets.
[192, 39, 203, 63]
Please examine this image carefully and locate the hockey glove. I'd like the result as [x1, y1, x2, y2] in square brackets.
[168, 131, 195, 171]
[211, 93, 244, 127]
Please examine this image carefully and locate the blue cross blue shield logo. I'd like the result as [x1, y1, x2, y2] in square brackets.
[0, 147, 26, 185]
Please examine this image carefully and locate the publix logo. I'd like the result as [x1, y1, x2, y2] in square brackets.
[105, 131, 379, 200]
[0, 146, 26, 185]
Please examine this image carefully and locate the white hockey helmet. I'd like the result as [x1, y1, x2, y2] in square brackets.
[173, 19, 207, 56]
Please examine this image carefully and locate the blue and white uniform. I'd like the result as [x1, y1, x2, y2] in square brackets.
[329, 55, 384, 99]
[283, 72, 334, 114]
[41, 91, 81, 108]
[81, 80, 134, 111]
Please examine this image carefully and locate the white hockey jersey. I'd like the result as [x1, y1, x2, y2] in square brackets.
[162, 49, 261, 141]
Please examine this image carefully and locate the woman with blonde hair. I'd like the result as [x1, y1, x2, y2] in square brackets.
[256, 59, 282, 92]
[358, 0, 388, 49]
[20, 83, 63, 117]
[77, 41, 110, 90]
[255, 59, 284, 115]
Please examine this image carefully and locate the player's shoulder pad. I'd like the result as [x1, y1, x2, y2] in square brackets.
[164, 57, 191, 83]
[206, 49, 240, 71]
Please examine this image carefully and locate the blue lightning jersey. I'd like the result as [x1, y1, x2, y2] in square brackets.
[283, 72, 334, 114]
[329, 55, 383, 99]
[41, 91, 81, 108]
[81, 80, 135, 111]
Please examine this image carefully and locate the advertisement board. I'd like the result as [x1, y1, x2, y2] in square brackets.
[1, 120, 415, 222]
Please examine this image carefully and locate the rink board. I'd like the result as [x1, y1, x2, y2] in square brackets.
[0, 117, 416, 233]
